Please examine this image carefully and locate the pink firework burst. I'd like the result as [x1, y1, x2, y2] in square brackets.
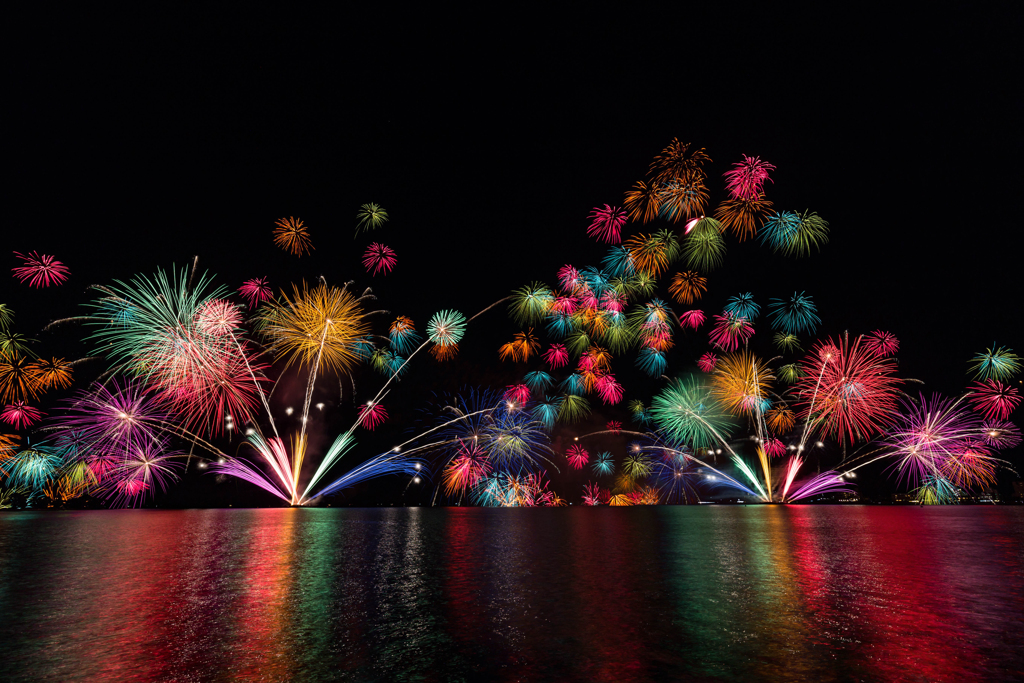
[968, 380, 1020, 421]
[195, 299, 242, 336]
[1, 401, 44, 429]
[764, 437, 787, 457]
[863, 330, 899, 357]
[503, 383, 532, 406]
[679, 309, 706, 330]
[697, 352, 717, 373]
[359, 402, 389, 430]
[723, 155, 776, 200]
[708, 313, 755, 352]
[238, 278, 272, 307]
[12, 251, 70, 288]
[557, 265, 583, 292]
[567, 444, 590, 469]
[362, 243, 397, 276]
[586, 205, 627, 244]
[600, 290, 627, 314]
[581, 481, 603, 505]
[543, 344, 569, 369]
[606, 420, 622, 433]
[596, 374, 624, 405]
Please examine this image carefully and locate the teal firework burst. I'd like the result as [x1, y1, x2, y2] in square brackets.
[427, 310, 466, 346]
[767, 292, 820, 335]
[969, 346, 1021, 381]
[724, 293, 759, 320]
[650, 377, 735, 450]
[592, 451, 614, 475]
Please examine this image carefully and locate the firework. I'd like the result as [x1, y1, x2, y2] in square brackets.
[586, 205, 627, 243]
[591, 451, 614, 476]
[635, 348, 667, 377]
[668, 271, 707, 305]
[697, 352, 717, 373]
[625, 231, 679, 278]
[509, 283, 554, 326]
[656, 173, 709, 223]
[238, 277, 273, 308]
[581, 481, 602, 505]
[595, 374, 623, 404]
[714, 195, 772, 242]
[443, 441, 491, 497]
[651, 377, 735, 450]
[760, 210, 829, 257]
[355, 203, 389, 234]
[981, 420, 1022, 449]
[1, 401, 43, 429]
[623, 180, 661, 223]
[362, 243, 397, 276]
[766, 406, 796, 433]
[272, 217, 313, 256]
[12, 251, 70, 288]
[359, 402, 388, 430]
[778, 363, 802, 384]
[1, 445, 63, 489]
[623, 454, 653, 478]
[503, 384, 532, 406]
[678, 309, 706, 331]
[773, 333, 802, 353]
[557, 394, 591, 423]
[498, 329, 541, 363]
[968, 346, 1021, 381]
[708, 313, 755, 352]
[602, 246, 636, 278]
[567, 444, 589, 469]
[427, 310, 467, 347]
[860, 330, 898, 357]
[767, 293, 820, 336]
[0, 304, 12, 330]
[711, 351, 774, 417]
[606, 421, 622, 433]
[649, 139, 710, 182]
[796, 335, 902, 445]
[681, 219, 726, 271]
[968, 380, 1020, 420]
[0, 352, 42, 404]
[388, 316, 422, 356]
[764, 438, 787, 457]
[723, 155, 775, 200]
[543, 343, 569, 369]
[724, 293, 760, 320]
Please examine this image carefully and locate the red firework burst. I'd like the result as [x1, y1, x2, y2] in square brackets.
[362, 243, 397, 276]
[359, 402, 389, 430]
[586, 205, 627, 243]
[968, 380, 1020, 421]
[12, 251, 70, 288]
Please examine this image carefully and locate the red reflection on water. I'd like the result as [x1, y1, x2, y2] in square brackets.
[232, 509, 297, 680]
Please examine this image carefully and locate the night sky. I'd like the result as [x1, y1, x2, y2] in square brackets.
[6, 5, 1022, 504]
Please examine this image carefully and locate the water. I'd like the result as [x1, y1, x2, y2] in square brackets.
[1, 506, 1022, 682]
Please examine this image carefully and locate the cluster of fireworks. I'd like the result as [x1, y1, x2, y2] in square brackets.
[1, 139, 1020, 507]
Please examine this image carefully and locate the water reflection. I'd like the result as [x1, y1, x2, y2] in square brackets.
[0, 507, 1022, 682]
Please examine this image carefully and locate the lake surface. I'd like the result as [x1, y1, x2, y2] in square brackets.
[1, 506, 1022, 682]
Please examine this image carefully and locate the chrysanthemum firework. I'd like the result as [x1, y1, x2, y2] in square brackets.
[724, 293, 760, 320]
[238, 277, 272, 308]
[713, 195, 773, 242]
[1, 401, 43, 429]
[668, 271, 707, 305]
[968, 346, 1021, 381]
[708, 313, 755, 352]
[388, 316, 422, 356]
[426, 310, 467, 347]
[272, 217, 313, 256]
[656, 173, 708, 223]
[509, 283, 554, 326]
[760, 210, 829, 257]
[355, 203, 388, 235]
[498, 329, 541, 363]
[862, 330, 899, 357]
[723, 155, 775, 200]
[606, 420, 622, 433]
[968, 380, 1020, 421]
[543, 343, 569, 369]
[586, 205, 627, 243]
[581, 481, 603, 505]
[624, 231, 679, 278]
[679, 309, 706, 330]
[697, 352, 717, 373]
[503, 384, 531, 406]
[681, 218, 726, 271]
[557, 394, 591, 423]
[362, 243, 397, 276]
[651, 376, 735, 450]
[358, 402, 388, 430]
[711, 350, 774, 417]
[623, 180, 661, 224]
[648, 139, 710, 183]
[796, 335, 902, 445]
[766, 405, 796, 434]
[12, 251, 70, 288]
[767, 292, 820, 336]
[773, 333, 802, 353]
[566, 444, 589, 469]
[28, 357, 72, 391]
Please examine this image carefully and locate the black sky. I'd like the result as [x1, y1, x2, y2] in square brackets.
[6, 5, 1023, 503]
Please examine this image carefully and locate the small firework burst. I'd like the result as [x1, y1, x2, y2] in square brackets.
[567, 444, 589, 469]
[863, 330, 900, 357]
[12, 251, 70, 288]
[359, 402, 388, 430]
[1, 401, 44, 429]
[968, 346, 1021, 381]
[238, 278, 273, 307]
[968, 380, 1020, 421]
[355, 203, 389, 235]
[586, 205, 627, 243]
[697, 352, 717, 373]
[362, 243, 397, 276]
[723, 155, 775, 200]
[272, 217, 313, 256]
[668, 271, 707, 305]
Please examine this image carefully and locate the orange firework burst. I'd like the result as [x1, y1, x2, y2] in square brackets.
[711, 350, 774, 416]
[430, 343, 458, 362]
[649, 139, 711, 183]
[624, 231, 678, 278]
[29, 358, 73, 390]
[623, 180, 661, 224]
[766, 405, 796, 434]
[713, 196, 773, 242]
[498, 329, 541, 363]
[668, 271, 707, 304]
[656, 171, 709, 223]
[272, 217, 314, 256]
